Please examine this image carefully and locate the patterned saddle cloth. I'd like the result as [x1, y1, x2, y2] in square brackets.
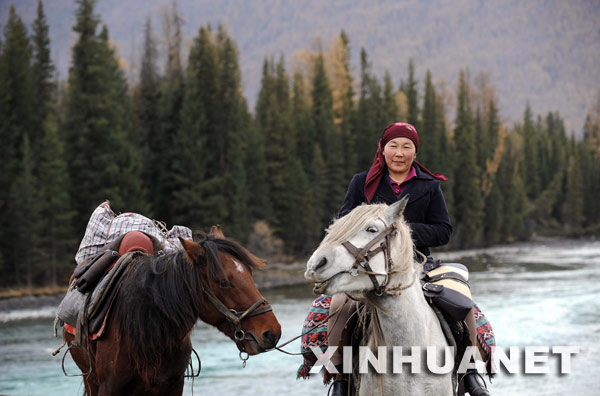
[296, 295, 496, 382]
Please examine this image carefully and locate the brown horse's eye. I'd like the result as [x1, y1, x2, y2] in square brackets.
[218, 279, 233, 288]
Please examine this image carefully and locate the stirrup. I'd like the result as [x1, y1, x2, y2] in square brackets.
[460, 369, 490, 396]
[327, 377, 348, 396]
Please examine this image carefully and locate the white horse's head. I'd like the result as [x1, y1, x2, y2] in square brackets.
[305, 198, 415, 295]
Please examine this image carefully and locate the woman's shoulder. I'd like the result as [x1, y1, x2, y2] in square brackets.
[353, 170, 368, 182]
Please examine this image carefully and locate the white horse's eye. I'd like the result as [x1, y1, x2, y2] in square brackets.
[366, 226, 378, 233]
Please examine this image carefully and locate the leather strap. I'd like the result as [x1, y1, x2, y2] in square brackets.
[341, 223, 397, 294]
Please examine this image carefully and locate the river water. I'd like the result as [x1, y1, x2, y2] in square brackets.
[1, 239, 599, 396]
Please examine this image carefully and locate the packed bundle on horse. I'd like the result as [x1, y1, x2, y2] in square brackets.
[53, 202, 281, 396]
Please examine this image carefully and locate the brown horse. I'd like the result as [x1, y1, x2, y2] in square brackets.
[65, 226, 281, 396]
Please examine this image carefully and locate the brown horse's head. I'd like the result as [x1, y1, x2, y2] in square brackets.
[180, 227, 281, 355]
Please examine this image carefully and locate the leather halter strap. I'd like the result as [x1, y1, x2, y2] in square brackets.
[341, 221, 397, 295]
[201, 285, 272, 355]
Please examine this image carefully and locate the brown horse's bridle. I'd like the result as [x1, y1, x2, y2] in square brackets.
[200, 281, 273, 366]
[341, 220, 398, 296]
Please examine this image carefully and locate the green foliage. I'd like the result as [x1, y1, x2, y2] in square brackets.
[520, 102, 541, 200]
[2, 10, 599, 289]
[172, 24, 250, 240]
[312, 53, 345, 224]
[405, 59, 419, 129]
[452, 70, 483, 246]
[64, 0, 144, 233]
[420, 70, 437, 167]
[355, 48, 382, 170]
[153, 2, 184, 223]
[9, 135, 43, 288]
[31, 0, 55, 154]
[0, 6, 35, 287]
[338, 31, 359, 182]
[133, 17, 160, 216]
[38, 112, 76, 285]
[382, 71, 397, 126]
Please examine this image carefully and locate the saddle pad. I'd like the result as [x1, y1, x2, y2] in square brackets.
[473, 302, 496, 377]
[297, 295, 331, 382]
[296, 296, 497, 380]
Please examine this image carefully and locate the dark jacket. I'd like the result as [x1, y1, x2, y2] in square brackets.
[338, 165, 452, 256]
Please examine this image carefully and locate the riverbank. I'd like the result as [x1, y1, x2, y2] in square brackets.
[0, 261, 309, 314]
[3, 236, 597, 314]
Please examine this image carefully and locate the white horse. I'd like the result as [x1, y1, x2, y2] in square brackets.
[305, 198, 454, 396]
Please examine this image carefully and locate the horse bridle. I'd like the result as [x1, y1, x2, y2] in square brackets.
[200, 278, 273, 366]
[341, 219, 398, 296]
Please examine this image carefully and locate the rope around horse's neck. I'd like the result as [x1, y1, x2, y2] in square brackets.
[384, 251, 426, 296]
[384, 268, 418, 296]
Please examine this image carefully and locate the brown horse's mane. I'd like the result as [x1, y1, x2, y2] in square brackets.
[113, 232, 262, 384]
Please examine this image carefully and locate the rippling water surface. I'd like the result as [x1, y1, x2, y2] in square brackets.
[1, 239, 598, 396]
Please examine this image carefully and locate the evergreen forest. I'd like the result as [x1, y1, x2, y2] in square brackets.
[2, 0, 600, 289]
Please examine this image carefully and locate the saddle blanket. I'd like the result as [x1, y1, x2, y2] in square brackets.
[297, 295, 496, 381]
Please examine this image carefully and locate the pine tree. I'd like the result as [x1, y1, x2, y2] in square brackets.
[290, 71, 317, 251]
[0, 6, 35, 286]
[497, 135, 528, 241]
[310, 144, 328, 241]
[245, 60, 274, 224]
[421, 70, 437, 168]
[521, 102, 540, 200]
[474, 106, 486, 175]
[435, 92, 454, 216]
[338, 31, 358, 181]
[486, 99, 500, 162]
[214, 25, 250, 238]
[38, 113, 76, 286]
[64, 1, 143, 232]
[292, 71, 314, 171]
[452, 69, 482, 246]
[355, 48, 381, 170]
[98, 25, 145, 213]
[134, 17, 160, 216]
[406, 59, 419, 128]
[31, 0, 54, 155]
[382, 71, 398, 125]
[9, 135, 43, 287]
[154, 2, 184, 223]
[172, 25, 219, 229]
[562, 141, 584, 231]
[312, 52, 345, 223]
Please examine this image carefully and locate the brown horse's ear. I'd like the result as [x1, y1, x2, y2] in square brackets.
[209, 225, 225, 239]
[179, 237, 205, 265]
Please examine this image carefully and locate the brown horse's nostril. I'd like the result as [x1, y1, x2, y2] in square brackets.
[262, 330, 279, 348]
[314, 257, 327, 271]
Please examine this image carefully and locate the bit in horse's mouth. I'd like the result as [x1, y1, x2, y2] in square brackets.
[313, 280, 329, 293]
[313, 274, 339, 293]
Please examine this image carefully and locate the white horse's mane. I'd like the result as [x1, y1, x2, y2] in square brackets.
[321, 203, 416, 282]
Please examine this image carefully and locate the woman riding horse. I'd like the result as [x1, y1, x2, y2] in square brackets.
[328, 122, 489, 396]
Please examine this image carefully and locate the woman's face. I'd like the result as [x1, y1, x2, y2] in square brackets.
[383, 137, 416, 178]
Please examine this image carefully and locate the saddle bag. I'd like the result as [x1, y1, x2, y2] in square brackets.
[422, 258, 472, 321]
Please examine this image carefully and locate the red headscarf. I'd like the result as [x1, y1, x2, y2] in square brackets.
[364, 123, 448, 203]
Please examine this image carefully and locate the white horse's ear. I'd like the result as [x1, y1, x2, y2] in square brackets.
[384, 195, 409, 224]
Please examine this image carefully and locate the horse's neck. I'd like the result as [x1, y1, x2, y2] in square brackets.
[377, 274, 443, 347]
